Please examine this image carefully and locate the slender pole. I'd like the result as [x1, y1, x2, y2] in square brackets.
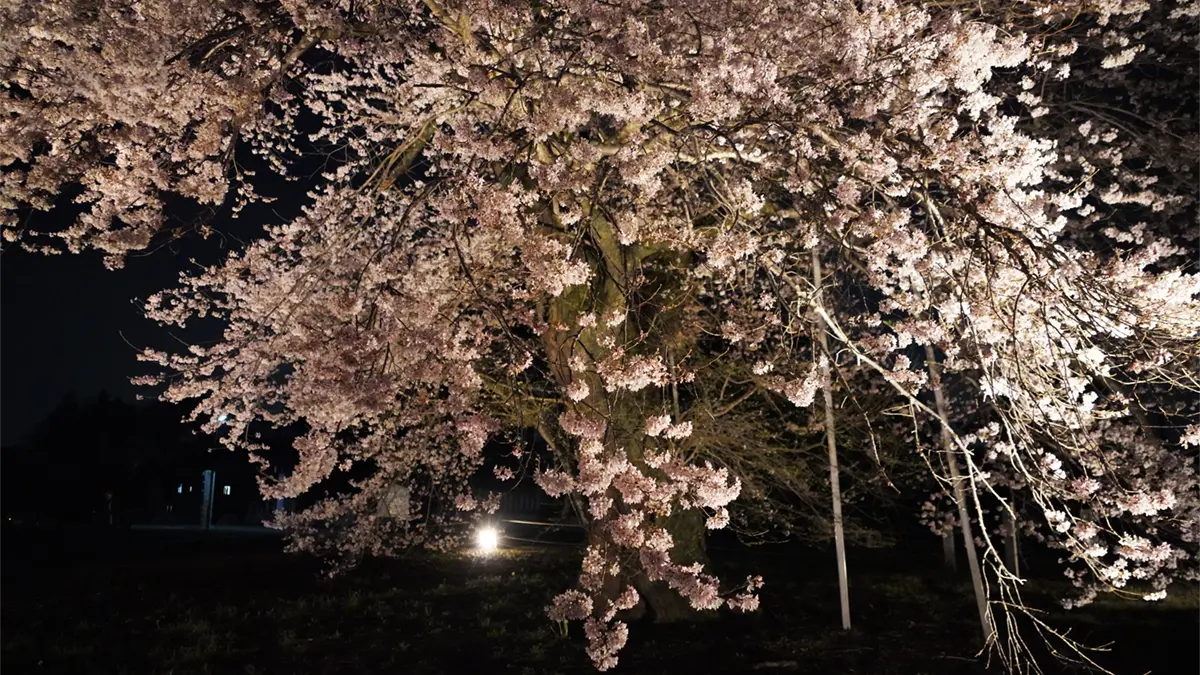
[201, 469, 216, 530]
[812, 248, 851, 631]
[1003, 497, 1020, 577]
[925, 345, 992, 642]
[943, 531, 957, 571]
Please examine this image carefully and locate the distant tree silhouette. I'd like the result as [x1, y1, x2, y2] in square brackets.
[4, 393, 227, 525]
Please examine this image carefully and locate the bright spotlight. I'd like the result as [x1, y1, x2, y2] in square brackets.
[476, 526, 500, 554]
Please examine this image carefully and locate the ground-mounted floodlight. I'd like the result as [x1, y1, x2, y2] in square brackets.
[476, 525, 500, 554]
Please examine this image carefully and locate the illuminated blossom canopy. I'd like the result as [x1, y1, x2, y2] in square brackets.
[3, 0, 1197, 669]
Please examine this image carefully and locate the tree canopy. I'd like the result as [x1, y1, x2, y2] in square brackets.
[3, 0, 1197, 669]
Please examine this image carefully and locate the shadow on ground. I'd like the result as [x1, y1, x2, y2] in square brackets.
[2, 525, 1195, 674]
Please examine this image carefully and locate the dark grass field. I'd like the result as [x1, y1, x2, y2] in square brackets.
[2, 526, 1196, 675]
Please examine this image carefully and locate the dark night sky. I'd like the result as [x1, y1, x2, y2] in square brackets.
[1, 110, 333, 445]
[0, 201, 280, 446]
[1, 163, 312, 446]
[1, 246, 187, 444]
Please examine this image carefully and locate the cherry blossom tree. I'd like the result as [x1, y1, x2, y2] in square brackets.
[4, 0, 1197, 670]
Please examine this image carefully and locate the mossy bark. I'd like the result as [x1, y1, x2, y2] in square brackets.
[539, 209, 712, 624]
[632, 508, 715, 623]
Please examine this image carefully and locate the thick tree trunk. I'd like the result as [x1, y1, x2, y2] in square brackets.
[631, 509, 714, 623]
[540, 213, 714, 625]
[925, 345, 993, 643]
[812, 248, 851, 631]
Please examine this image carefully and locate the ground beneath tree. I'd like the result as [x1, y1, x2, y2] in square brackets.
[2, 526, 1195, 674]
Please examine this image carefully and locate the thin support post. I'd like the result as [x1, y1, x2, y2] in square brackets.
[925, 345, 992, 643]
[813, 247, 851, 631]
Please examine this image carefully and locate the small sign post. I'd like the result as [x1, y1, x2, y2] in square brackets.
[200, 470, 216, 529]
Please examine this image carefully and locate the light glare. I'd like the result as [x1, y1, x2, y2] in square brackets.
[476, 526, 499, 553]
